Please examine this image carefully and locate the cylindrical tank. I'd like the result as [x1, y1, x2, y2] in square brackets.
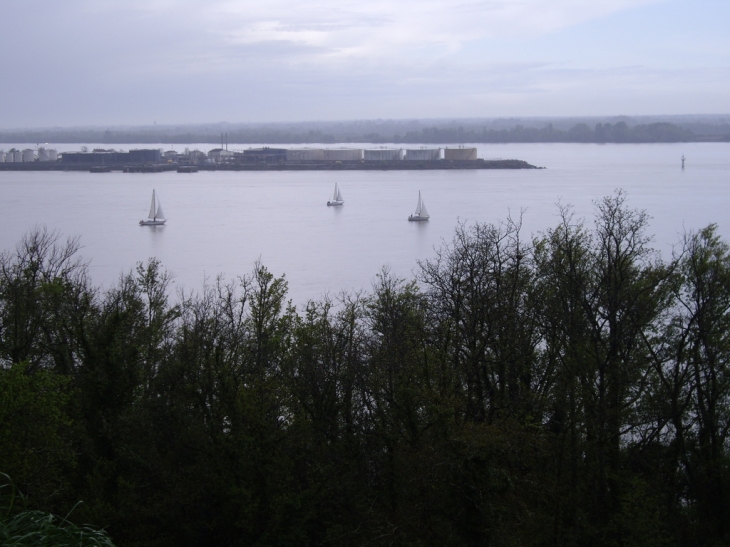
[0, 151, 5, 163]
[22, 149, 35, 162]
[364, 149, 403, 161]
[444, 147, 478, 160]
[405, 148, 441, 161]
[38, 148, 49, 161]
[47, 149, 58, 161]
[323, 148, 364, 161]
[286, 148, 324, 161]
[6, 150, 20, 162]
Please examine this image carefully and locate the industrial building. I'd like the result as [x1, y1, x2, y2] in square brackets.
[364, 149, 404, 161]
[2, 143, 481, 170]
[444, 147, 478, 160]
[286, 148, 325, 161]
[4, 150, 21, 162]
[207, 148, 234, 162]
[37, 148, 58, 161]
[405, 148, 441, 161]
[61, 149, 162, 165]
[0, 148, 58, 163]
[242, 148, 288, 163]
[322, 148, 364, 161]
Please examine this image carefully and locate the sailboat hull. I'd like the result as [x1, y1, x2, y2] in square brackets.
[327, 201, 344, 206]
[139, 219, 166, 226]
[408, 215, 429, 221]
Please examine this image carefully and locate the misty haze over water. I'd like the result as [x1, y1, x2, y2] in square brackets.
[2, 115, 730, 145]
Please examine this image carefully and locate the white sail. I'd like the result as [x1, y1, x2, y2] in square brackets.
[328, 183, 344, 205]
[414, 191, 424, 215]
[148, 190, 157, 219]
[419, 197, 429, 218]
[408, 191, 429, 221]
[140, 189, 167, 225]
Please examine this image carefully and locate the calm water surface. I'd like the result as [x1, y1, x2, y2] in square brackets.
[1, 142, 728, 305]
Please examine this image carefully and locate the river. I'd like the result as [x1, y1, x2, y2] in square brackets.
[0, 142, 727, 306]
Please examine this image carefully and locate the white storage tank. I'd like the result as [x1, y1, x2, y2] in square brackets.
[22, 149, 35, 162]
[444, 147, 478, 160]
[47, 149, 58, 161]
[286, 148, 324, 161]
[405, 148, 441, 161]
[0, 151, 5, 163]
[323, 148, 364, 161]
[6, 150, 21, 162]
[38, 148, 49, 161]
[364, 149, 404, 161]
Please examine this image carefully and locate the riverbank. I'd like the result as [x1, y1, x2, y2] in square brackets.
[0, 158, 541, 172]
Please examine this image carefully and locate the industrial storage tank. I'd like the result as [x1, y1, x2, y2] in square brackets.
[47, 149, 58, 161]
[286, 148, 324, 161]
[22, 149, 35, 162]
[322, 148, 364, 161]
[37, 148, 49, 161]
[444, 147, 478, 160]
[405, 148, 441, 161]
[0, 151, 5, 163]
[364, 149, 404, 161]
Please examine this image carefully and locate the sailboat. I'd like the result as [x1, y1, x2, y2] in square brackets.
[408, 191, 429, 221]
[139, 189, 166, 225]
[327, 183, 344, 206]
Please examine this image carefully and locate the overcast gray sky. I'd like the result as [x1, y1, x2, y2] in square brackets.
[2, 0, 728, 128]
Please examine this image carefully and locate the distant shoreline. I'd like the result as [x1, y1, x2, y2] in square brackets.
[2, 117, 729, 145]
[0, 159, 541, 172]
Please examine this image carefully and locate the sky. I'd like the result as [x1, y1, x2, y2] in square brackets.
[1, 0, 728, 127]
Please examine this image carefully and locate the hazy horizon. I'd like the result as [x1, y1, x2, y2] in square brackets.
[2, 0, 728, 127]
[2, 113, 730, 134]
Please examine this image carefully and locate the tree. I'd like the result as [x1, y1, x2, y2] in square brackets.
[418, 217, 540, 424]
[0, 227, 94, 375]
[535, 192, 673, 545]
[659, 224, 730, 544]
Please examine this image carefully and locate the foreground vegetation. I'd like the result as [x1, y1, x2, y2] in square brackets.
[1, 190, 729, 546]
[1, 474, 115, 547]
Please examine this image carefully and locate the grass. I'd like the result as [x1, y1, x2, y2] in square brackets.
[0, 474, 115, 547]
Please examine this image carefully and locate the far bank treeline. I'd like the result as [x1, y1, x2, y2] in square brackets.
[2, 120, 729, 145]
[2, 191, 730, 547]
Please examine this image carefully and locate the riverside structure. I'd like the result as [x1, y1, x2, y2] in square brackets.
[0, 146, 540, 171]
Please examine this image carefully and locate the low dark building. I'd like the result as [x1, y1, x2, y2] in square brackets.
[129, 149, 162, 163]
[61, 151, 129, 164]
[61, 149, 161, 165]
[241, 147, 287, 164]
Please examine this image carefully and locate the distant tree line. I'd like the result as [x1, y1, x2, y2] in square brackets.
[1, 121, 729, 145]
[2, 191, 730, 546]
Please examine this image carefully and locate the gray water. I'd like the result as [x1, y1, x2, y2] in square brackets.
[1, 142, 728, 305]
